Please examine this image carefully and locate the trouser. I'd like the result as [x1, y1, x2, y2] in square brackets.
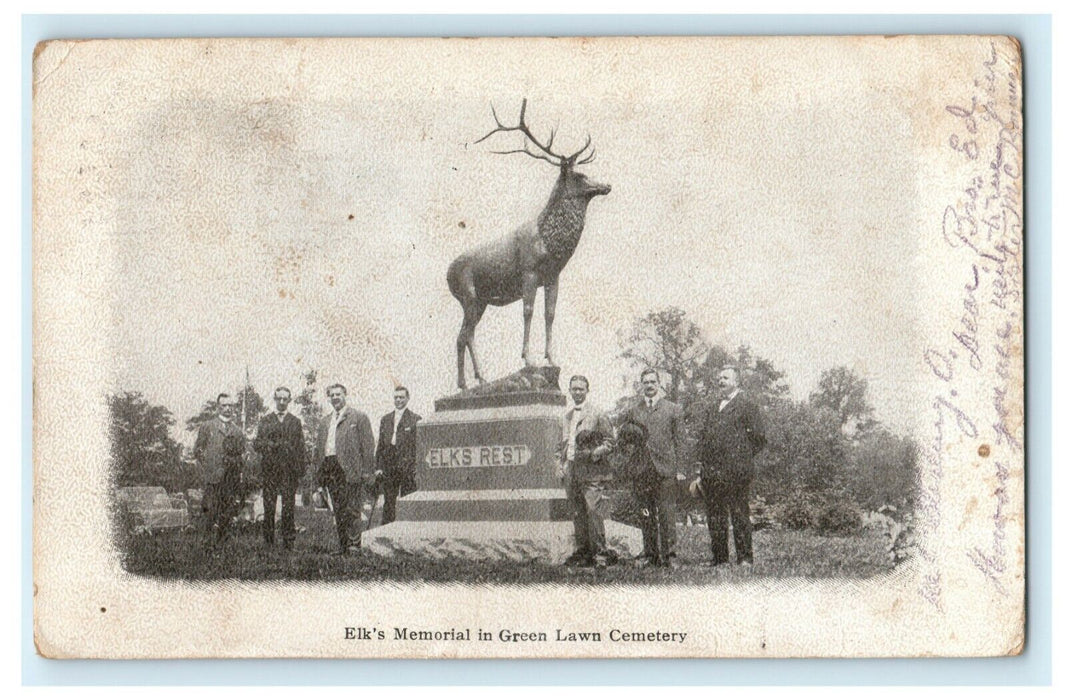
[319, 457, 368, 550]
[568, 478, 612, 557]
[203, 469, 242, 543]
[381, 466, 417, 525]
[262, 470, 299, 545]
[704, 476, 753, 564]
[636, 475, 677, 564]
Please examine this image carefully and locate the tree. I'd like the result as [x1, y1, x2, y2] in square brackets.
[846, 429, 918, 511]
[756, 399, 849, 501]
[292, 369, 323, 462]
[107, 391, 188, 490]
[618, 306, 708, 403]
[809, 366, 872, 431]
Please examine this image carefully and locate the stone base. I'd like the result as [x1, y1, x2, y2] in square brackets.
[364, 520, 644, 565]
[435, 366, 565, 411]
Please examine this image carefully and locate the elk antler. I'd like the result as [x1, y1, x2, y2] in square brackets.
[572, 135, 595, 165]
[475, 99, 594, 168]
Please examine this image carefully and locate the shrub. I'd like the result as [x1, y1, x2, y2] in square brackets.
[816, 495, 863, 535]
[774, 489, 862, 535]
[776, 492, 820, 531]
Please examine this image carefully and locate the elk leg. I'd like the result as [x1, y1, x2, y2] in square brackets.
[458, 300, 486, 388]
[466, 301, 487, 384]
[520, 273, 538, 367]
[543, 279, 559, 366]
[456, 330, 467, 390]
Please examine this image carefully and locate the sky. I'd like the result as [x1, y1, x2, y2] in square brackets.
[88, 37, 933, 441]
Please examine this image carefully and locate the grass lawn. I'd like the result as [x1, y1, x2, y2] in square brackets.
[120, 505, 894, 583]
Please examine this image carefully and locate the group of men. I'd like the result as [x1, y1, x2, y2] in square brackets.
[192, 365, 766, 568]
[193, 384, 420, 554]
[558, 367, 766, 569]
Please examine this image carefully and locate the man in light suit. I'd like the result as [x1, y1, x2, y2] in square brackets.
[314, 383, 376, 555]
[194, 393, 245, 548]
[253, 386, 307, 550]
[695, 366, 766, 567]
[375, 385, 421, 525]
[557, 375, 616, 567]
[620, 368, 685, 567]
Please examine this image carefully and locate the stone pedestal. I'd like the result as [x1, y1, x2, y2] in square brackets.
[364, 384, 643, 564]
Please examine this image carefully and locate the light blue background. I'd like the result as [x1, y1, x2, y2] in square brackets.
[22, 14, 1051, 685]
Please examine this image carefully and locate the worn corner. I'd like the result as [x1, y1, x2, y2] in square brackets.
[33, 619, 71, 660]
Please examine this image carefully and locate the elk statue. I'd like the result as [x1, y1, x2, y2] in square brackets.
[447, 99, 611, 389]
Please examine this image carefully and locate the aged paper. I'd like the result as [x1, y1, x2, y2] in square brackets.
[33, 36, 1024, 658]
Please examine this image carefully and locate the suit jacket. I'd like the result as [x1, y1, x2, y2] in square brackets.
[194, 417, 245, 484]
[315, 406, 376, 482]
[253, 412, 307, 482]
[557, 403, 615, 482]
[697, 391, 767, 483]
[621, 396, 684, 478]
[376, 409, 422, 473]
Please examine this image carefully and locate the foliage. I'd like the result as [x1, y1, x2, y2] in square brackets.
[775, 491, 820, 531]
[107, 391, 191, 491]
[845, 428, 918, 511]
[617, 306, 708, 403]
[775, 488, 862, 536]
[756, 401, 848, 501]
[810, 366, 872, 430]
[615, 308, 916, 532]
[816, 494, 864, 535]
[292, 370, 323, 492]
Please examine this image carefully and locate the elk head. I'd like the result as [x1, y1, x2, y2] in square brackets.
[474, 98, 611, 200]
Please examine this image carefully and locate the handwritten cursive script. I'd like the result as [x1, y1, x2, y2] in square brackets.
[920, 38, 1022, 605]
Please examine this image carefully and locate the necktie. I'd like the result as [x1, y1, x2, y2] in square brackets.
[646, 398, 653, 409]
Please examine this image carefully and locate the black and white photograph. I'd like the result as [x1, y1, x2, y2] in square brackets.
[32, 35, 1024, 658]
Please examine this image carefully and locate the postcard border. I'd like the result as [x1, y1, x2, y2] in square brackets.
[21, 12, 1052, 686]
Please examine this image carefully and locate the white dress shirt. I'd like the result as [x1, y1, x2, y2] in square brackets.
[325, 409, 342, 457]
[391, 408, 407, 445]
[566, 404, 584, 461]
[718, 389, 741, 413]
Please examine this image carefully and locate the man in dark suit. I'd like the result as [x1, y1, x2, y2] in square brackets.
[621, 368, 685, 567]
[375, 385, 421, 525]
[253, 386, 307, 550]
[314, 383, 376, 555]
[695, 366, 767, 567]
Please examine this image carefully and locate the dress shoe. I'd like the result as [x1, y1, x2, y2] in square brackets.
[564, 552, 592, 567]
[597, 550, 620, 566]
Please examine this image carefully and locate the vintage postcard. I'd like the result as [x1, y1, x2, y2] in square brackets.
[32, 36, 1024, 658]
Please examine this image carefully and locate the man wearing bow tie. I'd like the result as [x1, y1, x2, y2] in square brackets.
[621, 368, 685, 567]
[694, 366, 767, 567]
[253, 386, 307, 550]
[314, 383, 376, 555]
[375, 385, 422, 525]
[557, 375, 616, 567]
